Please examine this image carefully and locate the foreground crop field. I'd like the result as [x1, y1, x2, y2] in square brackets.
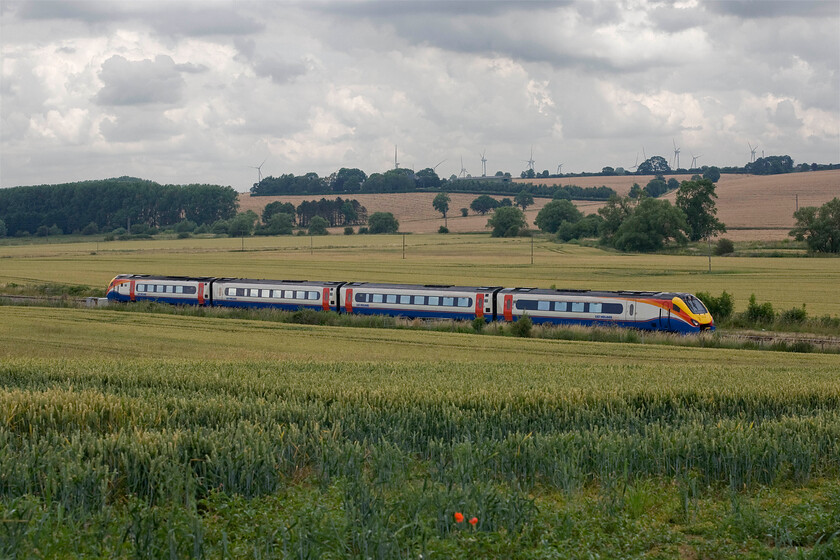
[1, 308, 839, 558]
[2, 234, 840, 316]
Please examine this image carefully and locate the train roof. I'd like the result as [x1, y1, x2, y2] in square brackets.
[344, 282, 502, 292]
[213, 278, 344, 286]
[500, 287, 691, 299]
[117, 274, 216, 282]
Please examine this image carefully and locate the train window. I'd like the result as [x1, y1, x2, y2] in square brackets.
[538, 300, 550, 311]
[571, 302, 585, 313]
[590, 302, 602, 313]
[309, 291, 319, 300]
[175, 286, 183, 294]
[237, 288, 247, 297]
[428, 296, 439, 306]
[554, 301, 567, 312]
[602, 303, 623, 314]
[416, 296, 427, 305]
[385, 294, 397, 304]
[515, 300, 538, 310]
[164, 285, 172, 293]
[355, 292, 367, 303]
[458, 297, 470, 307]
[372, 293, 383, 303]
[442, 297, 455, 306]
[136, 284, 145, 292]
[399, 295, 411, 304]
[291, 290, 301, 299]
[157, 285, 166, 293]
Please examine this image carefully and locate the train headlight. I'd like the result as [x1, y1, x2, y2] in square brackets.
[691, 319, 699, 326]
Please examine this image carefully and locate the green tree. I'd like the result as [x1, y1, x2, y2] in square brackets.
[702, 166, 721, 183]
[597, 194, 635, 245]
[331, 167, 367, 192]
[636, 156, 670, 174]
[228, 211, 258, 237]
[470, 195, 500, 215]
[266, 213, 294, 235]
[262, 201, 296, 224]
[433, 192, 451, 226]
[416, 168, 442, 190]
[0, 219, 5, 237]
[675, 177, 726, 242]
[628, 183, 642, 199]
[789, 198, 840, 253]
[556, 214, 604, 242]
[534, 199, 583, 234]
[612, 198, 689, 252]
[514, 190, 534, 210]
[308, 215, 329, 235]
[487, 206, 526, 237]
[368, 212, 399, 234]
[644, 176, 669, 197]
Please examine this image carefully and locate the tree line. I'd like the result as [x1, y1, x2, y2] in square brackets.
[0, 177, 237, 237]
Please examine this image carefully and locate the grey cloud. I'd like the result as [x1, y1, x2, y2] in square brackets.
[16, 0, 263, 37]
[706, 0, 839, 19]
[99, 110, 179, 143]
[317, 0, 572, 18]
[253, 58, 307, 85]
[175, 62, 209, 74]
[95, 55, 185, 106]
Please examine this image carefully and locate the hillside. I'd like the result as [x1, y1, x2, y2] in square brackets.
[238, 170, 840, 240]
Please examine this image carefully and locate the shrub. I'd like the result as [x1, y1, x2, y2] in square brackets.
[36, 225, 50, 237]
[472, 317, 486, 333]
[510, 315, 533, 338]
[779, 305, 807, 324]
[358, 227, 369, 234]
[344, 227, 354, 235]
[744, 294, 775, 324]
[368, 212, 399, 234]
[177, 231, 191, 239]
[696, 290, 734, 321]
[175, 220, 197, 233]
[714, 238, 735, 255]
[438, 226, 449, 234]
[81, 222, 99, 235]
[308, 216, 329, 235]
[460, 208, 469, 217]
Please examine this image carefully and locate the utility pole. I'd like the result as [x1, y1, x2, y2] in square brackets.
[402, 234, 406, 259]
[530, 235, 534, 265]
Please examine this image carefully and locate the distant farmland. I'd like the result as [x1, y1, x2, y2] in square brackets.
[238, 169, 840, 240]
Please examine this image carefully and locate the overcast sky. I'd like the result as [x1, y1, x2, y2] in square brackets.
[2, 0, 838, 191]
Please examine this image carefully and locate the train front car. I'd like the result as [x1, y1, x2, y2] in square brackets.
[623, 292, 715, 333]
[340, 283, 501, 321]
[497, 288, 715, 333]
[212, 278, 344, 312]
[106, 274, 211, 306]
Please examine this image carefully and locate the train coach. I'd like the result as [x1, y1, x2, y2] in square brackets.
[106, 274, 714, 333]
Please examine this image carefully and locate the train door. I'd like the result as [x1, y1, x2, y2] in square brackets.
[659, 306, 671, 330]
[344, 288, 353, 313]
[475, 293, 484, 319]
[322, 288, 330, 311]
[503, 294, 514, 322]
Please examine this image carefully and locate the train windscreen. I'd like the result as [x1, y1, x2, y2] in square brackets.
[685, 296, 709, 314]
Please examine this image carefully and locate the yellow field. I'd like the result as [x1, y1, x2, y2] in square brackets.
[238, 170, 840, 240]
[2, 235, 839, 315]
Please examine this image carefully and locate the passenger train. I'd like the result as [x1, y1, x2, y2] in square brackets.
[106, 274, 715, 333]
[107, 274, 715, 334]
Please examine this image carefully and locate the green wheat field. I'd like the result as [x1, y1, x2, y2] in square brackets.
[1, 235, 839, 558]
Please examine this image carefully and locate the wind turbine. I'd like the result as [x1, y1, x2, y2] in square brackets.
[690, 153, 702, 168]
[249, 158, 266, 184]
[432, 159, 446, 171]
[480, 150, 488, 177]
[672, 139, 681, 170]
[524, 146, 535, 172]
[748, 142, 757, 163]
[556, 163, 564, 174]
[629, 153, 640, 171]
[394, 145, 399, 169]
[459, 156, 467, 178]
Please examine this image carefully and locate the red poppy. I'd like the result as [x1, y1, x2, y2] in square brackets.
[454, 512, 464, 523]
[469, 517, 478, 526]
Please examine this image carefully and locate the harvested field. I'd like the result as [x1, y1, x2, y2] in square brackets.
[237, 170, 839, 240]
